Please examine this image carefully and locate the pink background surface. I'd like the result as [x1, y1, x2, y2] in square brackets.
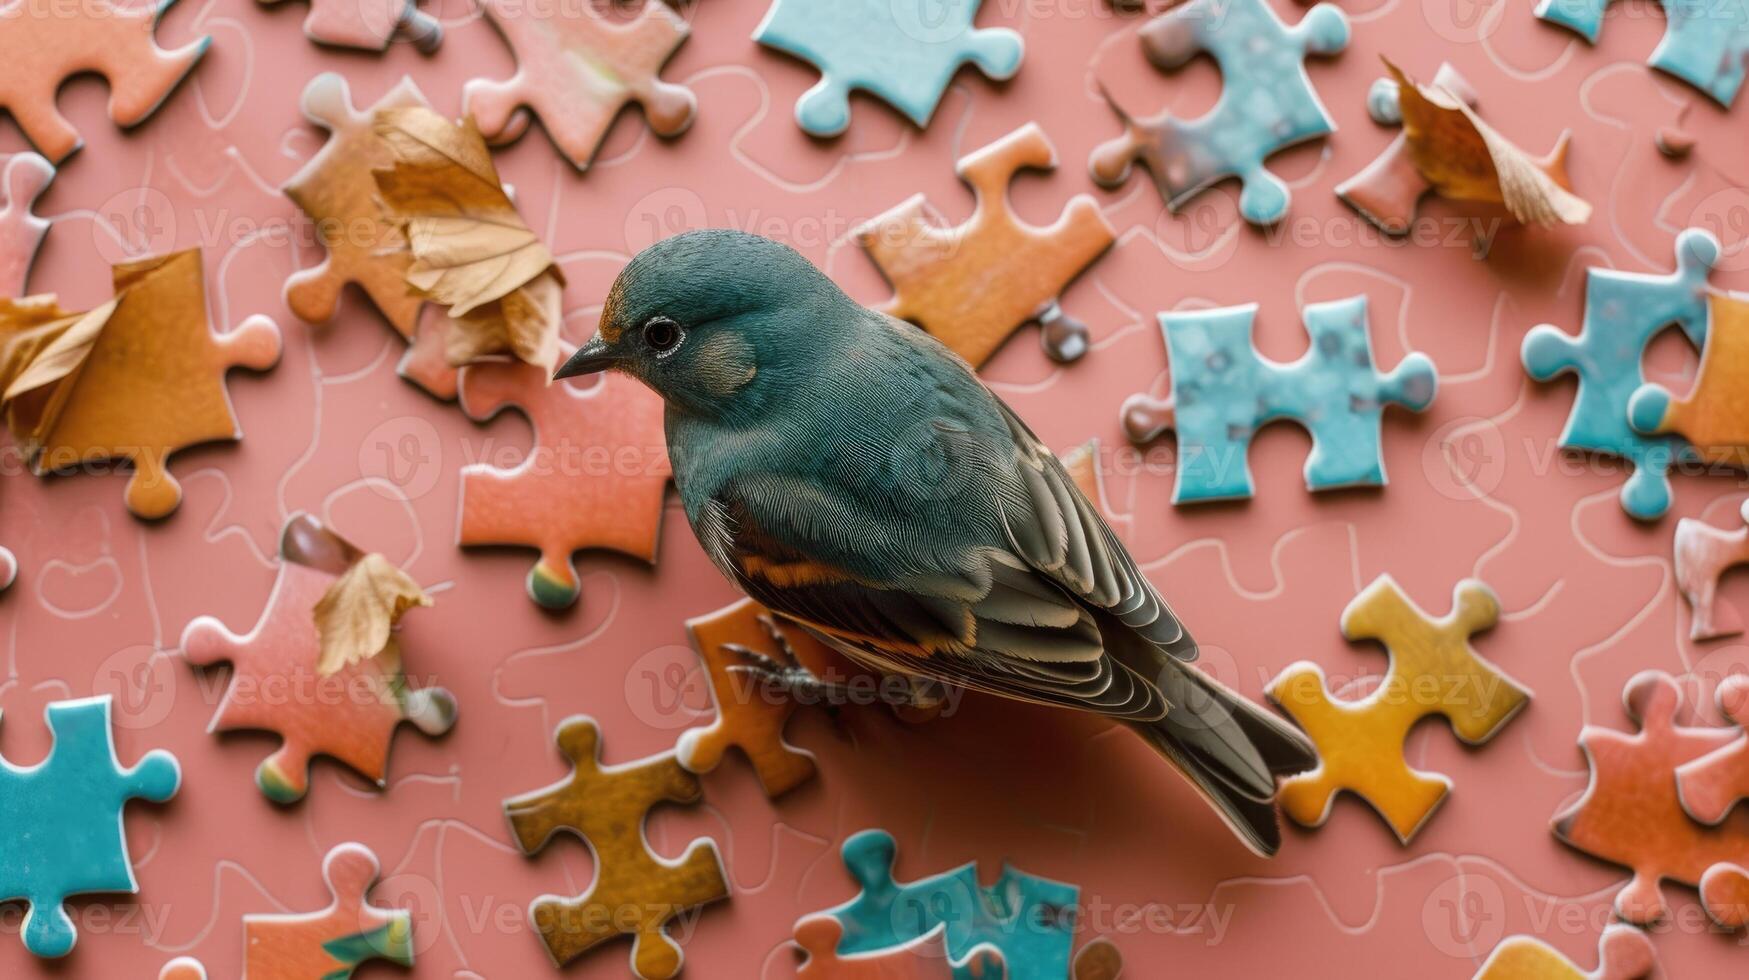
[0, 0, 1747, 975]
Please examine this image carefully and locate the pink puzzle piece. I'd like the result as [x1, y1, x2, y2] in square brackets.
[463, 0, 697, 169]
[1334, 63, 1478, 235]
[0, 152, 53, 296]
[243, 842, 416, 976]
[259, 0, 441, 53]
[0, 0, 209, 162]
[457, 352, 672, 609]
[1674, 499, 1749, 640]
[1677, 674, 1749, 826]
[794, 916, 1004, 978]
[179, 515, 457, 803]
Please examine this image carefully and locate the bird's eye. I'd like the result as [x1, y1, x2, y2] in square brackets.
[641, 316, 684, 357]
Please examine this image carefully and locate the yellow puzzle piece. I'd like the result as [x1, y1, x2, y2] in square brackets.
[1268, 575, 1531, 842]
[1474, 924, 1655, 980]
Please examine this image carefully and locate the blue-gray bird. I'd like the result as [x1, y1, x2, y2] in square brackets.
[556, 230, 1317, 855]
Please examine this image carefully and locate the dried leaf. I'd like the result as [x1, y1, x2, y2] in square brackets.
[1386, 59, 1591, 227]
[0, 295, 118, 453]
[313, 552, 432, 676]
[372, 106, 563, 371]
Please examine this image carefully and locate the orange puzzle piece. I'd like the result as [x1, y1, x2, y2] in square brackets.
[504, 716, 728, 977]
[0, 0, 208, 162]
[158, 957, 207, 980]
[1673, 498, 1749, 640]
[675, 597, 832, 797]
[243, 842, 415, 976]
[282, 74, 427, 340]
[13, 249, 282, 519]
[1473, 924, 1655, 980]
[1630, 293, 1749, 461]
[1676, 674, 1749, 826]
[1552, 670, 1749, 928]
[857, 123, 1114, 368]
[1268, 575, 1530, 842]
[794, 917, 1005, 978]
[463, 0, 696, 170]
[457, 349, 671, 609]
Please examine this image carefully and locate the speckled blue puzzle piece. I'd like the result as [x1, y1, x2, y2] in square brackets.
[1535, 0, 1749, 105]
[821, 829, 1078, 979]
[1089, 0, 1349, 225]
[1121, 295, 1438, 503]
[0, 695, 181, 958]
[1520, 228, 1719, 520]
[753, 0, 1024, 137]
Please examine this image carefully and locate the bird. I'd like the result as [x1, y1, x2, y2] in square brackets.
[556, 229, 1318, 856]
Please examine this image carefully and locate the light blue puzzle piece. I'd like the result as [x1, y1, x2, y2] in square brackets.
[1089, 0, 1349, 225]
[1535, 0, 1749, 105]
[753, 0, 1024, 137]
[0, 695, 180, 958]
[821, 829, 1077, 979]
[1122, 295, 1437, 503]
[1520, 227, 1719, 520]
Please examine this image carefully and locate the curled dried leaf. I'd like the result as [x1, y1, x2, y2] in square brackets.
[1386, 58, 1591, 227]
[0, 295, 118, 454]
[372, 106, 563, 371]
[313, 552, 433, 676]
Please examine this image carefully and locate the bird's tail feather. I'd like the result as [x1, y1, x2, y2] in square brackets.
[1129, 659, 1318, 857]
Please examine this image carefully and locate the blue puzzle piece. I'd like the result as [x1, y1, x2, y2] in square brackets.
[1535, 0, 1749, 106]
[0, 695, 180, 957]
[821, 829, 1077, 979]
[1520, 227, 1719, 520]
[753, 0, 1024, 137]
[1089, 0, 1349, 225]
[1122, 295, 1438, 503]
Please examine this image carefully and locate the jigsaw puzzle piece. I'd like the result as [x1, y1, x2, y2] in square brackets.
[753, 0, 1023, 137]
[857, 123, 1114, 367]
[1674, 499, 1749, 640]
[260, 0, 442, 52]
[0, 695, 180, 957]
[1269, 576, 1529, 841]
[1676, 674, 1749, 825]
[1334, 64, 1477, 235]
[1474, 923, 1656, 980]
[1090, 0, 1349, 225]
[0, 152, 53, 296]
[457, 353, 671, 609]
[1536, 0, 1749, 105]
[1630, 293, 1749, 465]
[179, 514, 456, 802]
[674, 598, 823, 797]
[1552, 670, 1749, 928]
[1122, 295, 1437, 503]
[464, 0, 696, 169]
[282, 73, 429, 338]
[0, 0, 209, 161]
[504, 716, 727, 976]
[1521, 227, 1718, 519]
[243, 842, 415, 975]
[794, 917, 1004, 978]
[158, 958, 207, 980]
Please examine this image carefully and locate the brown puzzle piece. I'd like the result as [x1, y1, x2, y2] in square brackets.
[0, 0, 208, 162]
[1269, 576, 1530, 842]
[1473, 924, 1655, 980]
[858, 123, 1113, 368]
[504, 716, 728, 977]
[1673, 498, 1749, 640]
[283, 73, 427, 339]
[12, 249, 281, 519]
[1676, 674, 1749, 826]
[1552, 670, 1749, 928]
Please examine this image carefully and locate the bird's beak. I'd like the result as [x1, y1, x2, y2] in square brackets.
[554, 335, 616, 379]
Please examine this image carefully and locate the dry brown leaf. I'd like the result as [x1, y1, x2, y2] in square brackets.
[372, 106, 563, 370]
[0, 295, 118, 453]
[313, 552, 432, 676]
[1386, 59, 1591, 227]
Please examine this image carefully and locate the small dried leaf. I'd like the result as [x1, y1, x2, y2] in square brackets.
[313, 552, 432, 676]
[0, 295, 118, 453]
[1387, 59, 1591, 227]
[372, 107, 563, 371]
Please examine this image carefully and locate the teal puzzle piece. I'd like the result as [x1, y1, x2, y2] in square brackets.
[1122, 294, 1438, 503]
[1520, 227, 1718, 520]
[753, 0, 1023, 137]
[0, 695, 181, 957]
[1535, 0, 1749, 106]
[818, 829, 1077, 979]
[1090, 0, 1349, 225]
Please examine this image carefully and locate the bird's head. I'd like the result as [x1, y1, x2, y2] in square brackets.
[555, 229, 850, 419]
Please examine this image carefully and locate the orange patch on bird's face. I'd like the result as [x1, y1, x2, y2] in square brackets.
[596, 281, 626, 342]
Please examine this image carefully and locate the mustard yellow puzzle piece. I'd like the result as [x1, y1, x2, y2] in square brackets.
[1268, 575, 1531, 842]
